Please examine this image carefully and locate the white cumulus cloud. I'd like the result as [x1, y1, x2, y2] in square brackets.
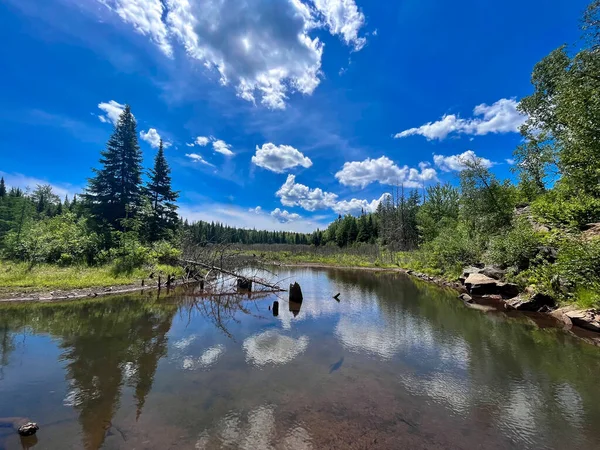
[140, 128, 171, 148]
[333, 193, 389, 215]
[276, 174, 338, 211]
[212, 139, 234, 156]
[252, 143, 312, 173]
[97, 100, 125, 124]
[335, 156, 437, 188]
[275, 174, 390, 216]
[271, 208, 302, 223]
[433, 150, 495, 172]
[96, 0, 367, 109]
[312, 0, 366, 50]
[395, 98, 527, 141]
[195, 136, 210, 146]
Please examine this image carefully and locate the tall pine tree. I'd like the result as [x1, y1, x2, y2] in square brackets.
[86, 105, 143, 229]
[0, 177, 6, 198]
[145, 140, 179, 241]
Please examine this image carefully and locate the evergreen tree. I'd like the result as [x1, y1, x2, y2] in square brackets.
[145, 140, 179, 241]
[0, 177, 6, 198]
[86, 105, 143, 229]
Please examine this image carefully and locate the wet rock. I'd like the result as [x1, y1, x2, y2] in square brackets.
[464, 273, 499, 295]
[289, 282, 303, 303]
[459, 293, 473, 303]
[564, 309, 600, 332]
[481, 266, 505, 280]
[18, 423, 39, 436]
[505, 292, 555, 311]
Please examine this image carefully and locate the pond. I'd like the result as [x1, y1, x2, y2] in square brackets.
[1, 267, 600, 449]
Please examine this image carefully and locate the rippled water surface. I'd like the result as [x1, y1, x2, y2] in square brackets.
[2, 267, 600, 449]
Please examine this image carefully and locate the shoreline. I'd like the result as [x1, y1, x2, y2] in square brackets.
[271, 261, 600, 345]
[0, 279, 195, 304]
[2, 260, 598, 346]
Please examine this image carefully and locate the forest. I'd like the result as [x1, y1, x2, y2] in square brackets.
[1, 1, 600, 307]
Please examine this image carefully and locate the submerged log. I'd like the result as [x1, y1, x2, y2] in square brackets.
[289, 282, 303, 303]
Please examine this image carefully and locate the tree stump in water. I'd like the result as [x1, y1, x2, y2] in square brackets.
[237, 278, 252, 291]
[289, 282, 303, 303]
[272, 301, 279, 317]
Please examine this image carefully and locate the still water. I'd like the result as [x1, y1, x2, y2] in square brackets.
[1, 267, 600, 449]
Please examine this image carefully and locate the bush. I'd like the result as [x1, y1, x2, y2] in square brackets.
[531, 188, 600, 228]
[3, 212, 99, 265]
[150, 240, 182, 265]
[517, 236, 600, 306]
[486, 218, 544, 271]
[413, 223, 481, 278]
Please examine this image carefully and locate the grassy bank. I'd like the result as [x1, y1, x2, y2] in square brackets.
[0, 261, 183, 294]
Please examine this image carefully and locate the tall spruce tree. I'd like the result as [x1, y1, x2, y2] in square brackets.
[86, 105, 143, 229]
[145, 140, 179, 241]
[0, 177, 6, 198]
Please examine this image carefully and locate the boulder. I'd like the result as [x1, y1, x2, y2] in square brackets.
[460, 267, 483, 284]
[464, 273, 499, 295]
[481, 266, 506, 280]
[564, 309, 600, 332]
[497, 282, 520, 299]
[505, 292, 555, 311]
[582, 223, 600, 241]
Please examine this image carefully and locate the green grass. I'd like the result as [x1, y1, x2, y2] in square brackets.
[0, 261, 183, 292]
[256, 249, 465, 283]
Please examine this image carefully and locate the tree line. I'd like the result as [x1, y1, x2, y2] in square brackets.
[0, 105, 180, 268]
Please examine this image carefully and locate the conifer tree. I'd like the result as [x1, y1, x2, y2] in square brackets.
[0, 177, 6, 198]
[145, 140, 179, 241]
[86, 105, 143, 229]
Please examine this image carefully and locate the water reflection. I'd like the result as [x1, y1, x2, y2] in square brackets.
[195, 404, 313, 450]
[0, 268, 600, 449]
[288, 300, 302, 317]
[243, 330, 309, 367]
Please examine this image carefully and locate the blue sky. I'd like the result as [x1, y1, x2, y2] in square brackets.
[0, 0, 590, 232]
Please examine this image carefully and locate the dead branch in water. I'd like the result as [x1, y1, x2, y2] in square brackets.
[179, 237, 285, 295]
[179, 259, 284, 291]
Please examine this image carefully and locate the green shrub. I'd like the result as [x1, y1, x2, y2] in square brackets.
[150, 240, 182, 265]
[486, 218, 544, 270]
[3, 212, 99, 265]
[531, 188, 600, 228]
[517, 236, 600, 306]
[415, 223, 481, 278]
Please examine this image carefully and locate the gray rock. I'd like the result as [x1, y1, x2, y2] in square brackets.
[460, 267, 483, 283]
[459, 293, 473, 303]
[564, 309, 600, 332]
[18, 423, 39, 436]
[481, 266, 506, 280]
[464, 273, 499, 295]
[505, 292, 555, 311]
